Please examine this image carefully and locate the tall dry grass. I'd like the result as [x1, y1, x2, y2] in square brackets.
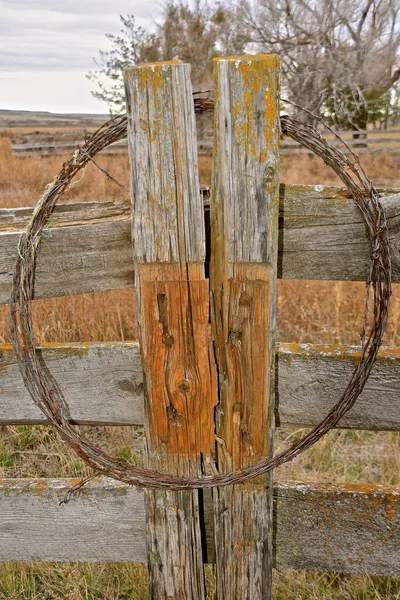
[0, 130, 399, 598]
[1, 135, 399, 347]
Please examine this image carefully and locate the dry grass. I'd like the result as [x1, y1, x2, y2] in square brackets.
[0, 564, 398, 600]
[199, 150, 400, 189]
[0, 136, 129, 208]
[0, 129, 399, 598]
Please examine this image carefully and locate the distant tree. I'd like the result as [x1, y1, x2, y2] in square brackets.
[86, 16, 160, 111]
[87, 1, 247, 111]
[237, 0, 400, 129]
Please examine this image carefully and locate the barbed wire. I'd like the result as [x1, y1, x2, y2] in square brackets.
[9, 99, 391, 491]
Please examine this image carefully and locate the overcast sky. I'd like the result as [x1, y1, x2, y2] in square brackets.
[0, 0, 162, 113]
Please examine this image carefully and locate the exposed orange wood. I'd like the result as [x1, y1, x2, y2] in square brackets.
[138, 272, 216, 459]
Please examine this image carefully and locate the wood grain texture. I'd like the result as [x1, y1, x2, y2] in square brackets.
[0, 200, 133, 304]
[125, 62, 204, 265]
[0, 478, 398, 577]
[125, 61, 215, 600]
[0, 187, 399, 305]
[273, 481, 400, 575]
[1, 342, 400, 431]
[0, 342, 144, 425]
[275, 343, 400, 430]
[0, 478, 147, 562]
[210, 55, 280, 600]
[278, 186, 400, 281]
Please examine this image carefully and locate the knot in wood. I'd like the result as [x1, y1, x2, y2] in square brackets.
[177, 378, 191, 394]
[156, 292, 175, 346]
[239, 291, 252, 307]
[167, 403, 182, 424]
[228, 329, 242, 344]
[162, 332, 175, 347]
[263, 158, 277, 183]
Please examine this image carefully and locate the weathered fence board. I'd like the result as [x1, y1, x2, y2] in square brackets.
[279, 187, 400, 281]
[1, 342, 400, 431]
[0, 201, 134, 303]
[210, 54, 280, 600]
[272, 481, 400, 575]
[125, 61, 216, 599]
[1, 187, 399, 304]
[11, 141, 127, 157]
[0, 478, 398, 577]
[0, 478, 147, 563]
[274, 343, 400, 430]
[0, 342, 144, 425]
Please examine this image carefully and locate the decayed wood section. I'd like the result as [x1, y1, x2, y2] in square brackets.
[1, 342, 400, 430]
[0, 478, 398, 576]
[124, 62, 216, 600]
[0, 187, 399, 304]
[210, 55, 280, 600]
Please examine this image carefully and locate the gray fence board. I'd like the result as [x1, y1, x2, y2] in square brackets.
[1, 342, 399, 430]
[0, 186, 399, 304]
[0, 478, 398, 576]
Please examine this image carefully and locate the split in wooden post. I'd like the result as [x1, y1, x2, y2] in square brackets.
[124, 61, 217, 600]
[210, 54, 280, 600]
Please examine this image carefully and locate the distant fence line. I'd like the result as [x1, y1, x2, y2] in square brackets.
[10, 126, 400, 157]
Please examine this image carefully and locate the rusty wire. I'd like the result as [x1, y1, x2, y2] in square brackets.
[9, 100, 391, 491]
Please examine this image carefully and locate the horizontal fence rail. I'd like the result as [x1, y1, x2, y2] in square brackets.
[1, 185, 399, 305]
[1, 341, 399, 430]
[0, 477, 398, 576]
[10, 129, 400, 157]
[11, 140, 127, 157]
[280, 130, 400, 154]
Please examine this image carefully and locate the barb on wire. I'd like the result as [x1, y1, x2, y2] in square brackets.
[9, 99, 391, 491]
[60, 472, 101, 505]
[82, 149, 125, 189]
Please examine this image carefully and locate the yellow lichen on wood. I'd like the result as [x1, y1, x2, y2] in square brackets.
[278, 342, 400, 361]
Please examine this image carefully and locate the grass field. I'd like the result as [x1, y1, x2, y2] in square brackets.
[0, 130, 399, 598]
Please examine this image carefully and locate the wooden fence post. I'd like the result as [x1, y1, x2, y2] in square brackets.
[124, 62, 217, 599]
[210, 55, 280, 599]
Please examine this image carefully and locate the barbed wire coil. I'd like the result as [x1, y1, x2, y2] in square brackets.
[9, 101, 391, 491]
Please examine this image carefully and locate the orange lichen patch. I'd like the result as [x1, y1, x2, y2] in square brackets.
[216, 54, 279, 158]
[0, 477, 130, 496]
[0, 343, 13, 352]
[277, 342, 400, 361]
[284, 184, 351, 199]
[214, 54, 279, 65]
[37, 342, 92, 354]
[136, 60, 180, 68]
[128, 63, 184, 146]
[134, 61, 177, 91]
[1, 341, 137, 353]
[0, 200, 131, 233]
[280, 480, 400, 498]
[384, 506, 396, 520]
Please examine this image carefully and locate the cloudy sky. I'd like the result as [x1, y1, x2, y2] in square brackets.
[0, 0, 162, 113]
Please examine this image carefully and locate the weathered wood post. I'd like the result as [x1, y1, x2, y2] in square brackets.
[210, 55, 280, 599]
[124, 62, 217, 598]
